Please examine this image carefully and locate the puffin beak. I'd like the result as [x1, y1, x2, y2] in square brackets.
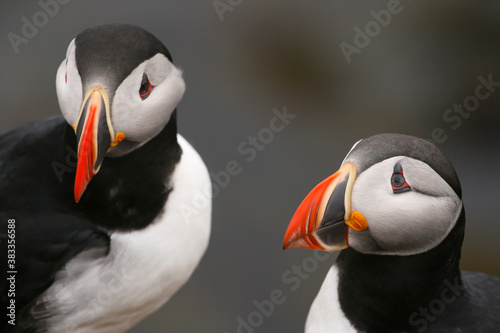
[283, 162, 368, 251]
[73, 87, 125, 203]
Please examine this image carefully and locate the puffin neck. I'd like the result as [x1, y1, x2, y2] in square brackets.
[336, 207, 465, 332]
[64, 110, 182, 231]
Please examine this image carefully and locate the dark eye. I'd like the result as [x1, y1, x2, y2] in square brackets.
[391, 163, 411, 193]
[391, 173, 406, 188]
[139, 73, 153, 100]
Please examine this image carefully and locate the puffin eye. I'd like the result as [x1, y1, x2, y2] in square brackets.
[391, 173, 406, 188]
[139, 73, 153, 100]
[391, 163, 411, 193]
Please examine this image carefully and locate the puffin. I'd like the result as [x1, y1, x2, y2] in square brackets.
[0, 24, 211, 332]
[283, 134, 500, 332]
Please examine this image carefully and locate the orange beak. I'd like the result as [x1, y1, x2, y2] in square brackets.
[73, 87, 124, 203]
[283, 162, 367, 251]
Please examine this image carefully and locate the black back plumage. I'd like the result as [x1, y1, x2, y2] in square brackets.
[0, 118, 109, 332]
[0, 112, 180, 331]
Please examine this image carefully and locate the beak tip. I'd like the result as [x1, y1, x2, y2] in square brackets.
[74, 173, 90, 204]
[282, 236, 316, 250]
[74, 187, 84, 203]
[282, 229, 298, 250]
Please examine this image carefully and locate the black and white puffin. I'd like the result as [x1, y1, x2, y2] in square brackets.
[0, 24, 211, 332]
[283, 134, 500, 332]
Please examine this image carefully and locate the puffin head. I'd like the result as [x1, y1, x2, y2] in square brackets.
[283, 134, 463, 256]
[56, 23, 185, 203]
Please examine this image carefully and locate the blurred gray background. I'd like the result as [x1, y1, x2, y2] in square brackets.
[1, 1, 499, 332]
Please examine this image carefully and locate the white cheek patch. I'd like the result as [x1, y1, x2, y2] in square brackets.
[56, 39, 83, 127]
[145, 54, 173, 86]
[111, 54, 185, 144]
[350, 156, 462, 255]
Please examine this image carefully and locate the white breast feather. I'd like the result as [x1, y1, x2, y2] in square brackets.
[37, 135, 211, 333]
[305, 266, 358, 333]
